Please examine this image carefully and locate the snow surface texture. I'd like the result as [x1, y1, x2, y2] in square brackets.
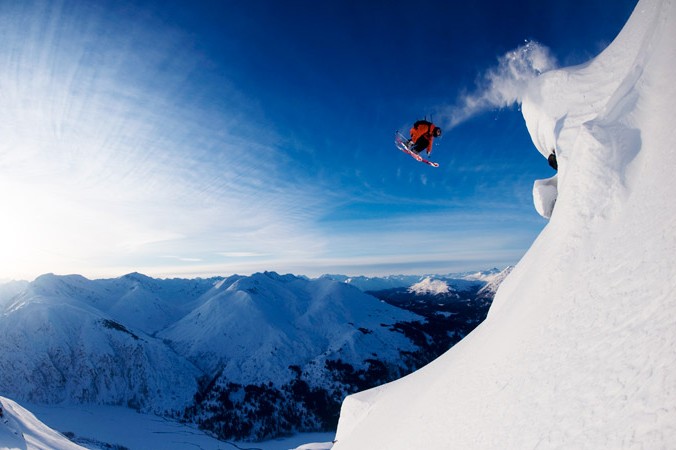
[0, 397, 85, 450]
[334, 1, 676, 448]
[17, 402, 334, 450]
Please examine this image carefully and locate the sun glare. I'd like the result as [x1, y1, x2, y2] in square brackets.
[0, 182, 52, 279]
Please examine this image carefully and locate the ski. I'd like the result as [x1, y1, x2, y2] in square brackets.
[395, 131, 439, 167]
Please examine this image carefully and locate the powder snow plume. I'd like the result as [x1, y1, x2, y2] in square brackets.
[445, 41, 557, 128]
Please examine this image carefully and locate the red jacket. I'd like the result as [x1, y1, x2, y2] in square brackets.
[410, 120, 441, 154]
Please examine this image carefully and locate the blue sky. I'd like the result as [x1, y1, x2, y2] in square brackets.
[0, 0, 637, 280]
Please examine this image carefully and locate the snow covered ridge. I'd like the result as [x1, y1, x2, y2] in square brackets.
[0, 269, 508, 442]
[334, 1, 676, 448]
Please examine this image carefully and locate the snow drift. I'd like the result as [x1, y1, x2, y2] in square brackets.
[334, 0, 676, 448]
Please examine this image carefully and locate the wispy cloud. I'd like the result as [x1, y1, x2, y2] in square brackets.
[218, 252, 269, 258]
[0, 4, 550, 281]
[302, 207, 542, 276]
[0, 2, 327, 279]
[442, 41, 557, 128]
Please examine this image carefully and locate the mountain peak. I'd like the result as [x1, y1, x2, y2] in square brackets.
[407, 277, 451, 295]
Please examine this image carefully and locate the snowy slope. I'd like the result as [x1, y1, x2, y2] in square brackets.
[334, 1, 676, 448]
[1, 397, 85, 450]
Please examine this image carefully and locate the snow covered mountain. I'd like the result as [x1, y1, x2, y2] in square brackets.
[334, 0, 676, 448]
[164, 271, 429, 440]
[407, 277, 450, 295]
[396, 268, 511, 297]
[321, 269, 501, 293]
[160, 272, 419, 384]
[1, 269, 506, 443]
[321, 274, 424, 291]
[0, 273, 205, 413]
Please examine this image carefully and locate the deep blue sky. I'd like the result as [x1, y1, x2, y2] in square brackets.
[0, 0, 637, 280]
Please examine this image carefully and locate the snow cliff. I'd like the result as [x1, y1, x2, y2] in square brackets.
[334, 0, 676, 448]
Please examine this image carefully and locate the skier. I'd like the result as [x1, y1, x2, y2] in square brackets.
[409, 120, 442, 155]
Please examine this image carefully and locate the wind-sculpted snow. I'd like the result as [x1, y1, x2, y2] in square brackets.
[335, 1, 676, 448]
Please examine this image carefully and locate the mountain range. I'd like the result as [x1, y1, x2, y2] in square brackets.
[0, 268, 506, 441]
